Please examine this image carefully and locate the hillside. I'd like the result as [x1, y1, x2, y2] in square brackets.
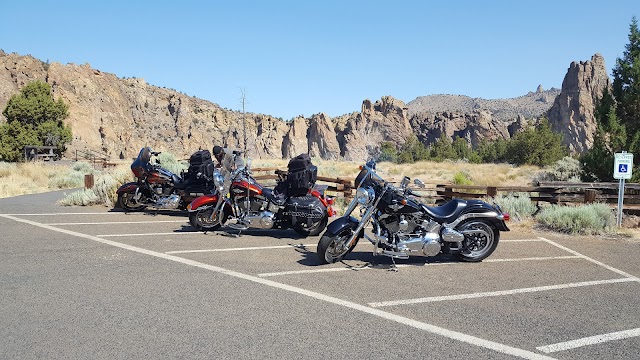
[0, 50, 608, 161]
[407, 87, 561, 122]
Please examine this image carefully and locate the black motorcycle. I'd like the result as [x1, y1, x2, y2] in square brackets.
[317, 160, 510, 264]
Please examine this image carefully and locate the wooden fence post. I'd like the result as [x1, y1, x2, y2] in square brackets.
[84, 174, 94, 189]
[584, 189, 597, 203]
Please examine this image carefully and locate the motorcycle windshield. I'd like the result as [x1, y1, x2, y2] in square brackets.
[131, 147, 152, 176]
[355, 166, 385, 189]
[218, 153, 245, 196]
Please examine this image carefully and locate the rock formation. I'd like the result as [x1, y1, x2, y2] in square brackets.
[547, 53, 611, 153]
[0, 50, 609, 161]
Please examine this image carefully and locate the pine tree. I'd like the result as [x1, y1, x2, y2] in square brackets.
[0, 81, 71, 161]
[612, 17, 640, 146]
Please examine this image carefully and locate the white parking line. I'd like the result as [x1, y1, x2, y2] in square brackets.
[166, 244, 316, 254]
[49, 220, 187, 225]
[0, 213, 556, 360]
[539, 237, 640, 281]
[3, 212, 124, 216]
[368, 278, 636, 308]
[98, 232, 198, 237]
[537, 327, 640, 353]
[486, 255, 580, 262]
[258, 256, 582, 277]
[501, 239, 545, 242]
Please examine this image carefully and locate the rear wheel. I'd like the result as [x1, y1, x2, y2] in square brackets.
[189, 206, 226, 231]
[117, 191, 147, 212]
[456, 220, 499, 262]
[317, 229, 358, 264]
[293, 214, 328, 237]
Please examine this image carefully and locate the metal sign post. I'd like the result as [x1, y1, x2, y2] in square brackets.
[614, 152, 634, 226]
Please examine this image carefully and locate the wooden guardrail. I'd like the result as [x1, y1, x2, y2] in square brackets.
[251, 167, 640, 211]
[433, 182, 640, 207]
[251, 167, 355, 197]
[75, 149, 116, 168]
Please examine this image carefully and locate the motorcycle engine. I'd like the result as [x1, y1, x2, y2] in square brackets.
[378, 213, 443, 257]
[236, 195, 267, 214]
[151, 184, 173, 196]
[379, 212, 422, 235]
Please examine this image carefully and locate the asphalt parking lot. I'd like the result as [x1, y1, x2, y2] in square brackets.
[2, 191, 640, 359]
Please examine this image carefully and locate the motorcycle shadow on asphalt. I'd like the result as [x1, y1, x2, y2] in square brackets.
[293, 246, 462, 269]
[173, 224, 310, 240]
[108, 207, 190, 218]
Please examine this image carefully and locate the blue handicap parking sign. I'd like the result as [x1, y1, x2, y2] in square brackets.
[619, 164, 628, 173]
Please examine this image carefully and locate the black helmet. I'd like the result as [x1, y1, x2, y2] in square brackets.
[212, 145, 224, 156]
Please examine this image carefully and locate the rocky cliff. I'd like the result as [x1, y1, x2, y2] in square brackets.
[546, 53, 611, 153]
[0, 50, 607, 160]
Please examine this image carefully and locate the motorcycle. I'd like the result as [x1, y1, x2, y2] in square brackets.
[187, 152, 336, 236]
[116, 147, 215, 211]
[317, 160, 510, 265]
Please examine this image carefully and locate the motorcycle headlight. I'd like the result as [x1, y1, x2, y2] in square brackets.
[213, 171, 225, 191]
[356, 187, 375, 205]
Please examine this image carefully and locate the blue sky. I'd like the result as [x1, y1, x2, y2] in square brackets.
[1, 1, 637, 120]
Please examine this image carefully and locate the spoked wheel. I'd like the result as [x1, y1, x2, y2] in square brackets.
[293, 214, 328, 237]
[117, 191, 147, 212]
[189, 206, 226, 231]
[456, 220, 499, 262]
[317, 229, 358, 264]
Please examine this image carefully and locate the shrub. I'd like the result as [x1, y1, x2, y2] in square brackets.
[453, 170, 473, 185]
[49, 161, 98, 189]
[532, 156, 582, 184]
[57, 189, 100, 206]
[493, 193, 537, 222]
[157, 151, 188, 175]
[535, 203, 616, 235]
[57, 165, 134, 207]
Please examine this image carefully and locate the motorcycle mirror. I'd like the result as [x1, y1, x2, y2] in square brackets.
[365, 158, 377, 170]
[414, 178, 426, 188]
[401, 176, 410, 189]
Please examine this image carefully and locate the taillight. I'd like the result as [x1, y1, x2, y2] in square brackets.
[502, 213, 510, 221]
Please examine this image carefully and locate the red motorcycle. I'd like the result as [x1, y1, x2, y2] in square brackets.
[188, 152, 336, 236]
[116, 147, 214, 211]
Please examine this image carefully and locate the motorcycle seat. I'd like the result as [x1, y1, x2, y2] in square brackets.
[172, 174, 188, 190]
[262, 188, 286, 206]
[421, 199, 467, 223]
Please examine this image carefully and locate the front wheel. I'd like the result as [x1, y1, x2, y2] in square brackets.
[293, 214, 328, 237]
[317, 229, 358, 264]
[117, 191, 147, 212]
[456, 220, 500, 262]
[189, 206, 227, 231]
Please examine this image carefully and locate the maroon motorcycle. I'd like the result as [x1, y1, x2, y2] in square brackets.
[188, 152, 336, 236]
[116, 147, 214, 211]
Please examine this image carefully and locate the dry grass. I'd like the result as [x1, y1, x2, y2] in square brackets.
[252, 158, 540, 186]
[0, 162, 79, 198]
[1, 158, 541, 199]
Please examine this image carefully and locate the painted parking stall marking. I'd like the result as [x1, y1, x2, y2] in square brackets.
[367, 277, 636, 307]
[537, 327, 640, 353]
[257, 255, 581, 278]
[0, 213, 556, 360]
[4, 211, 640, 357]
[48, 220, 187, 226]
[166, 244, 316, 254]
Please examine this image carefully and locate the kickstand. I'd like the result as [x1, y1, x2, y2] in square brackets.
[223, 230, 242, 238]
[389, 257, 399, 272]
